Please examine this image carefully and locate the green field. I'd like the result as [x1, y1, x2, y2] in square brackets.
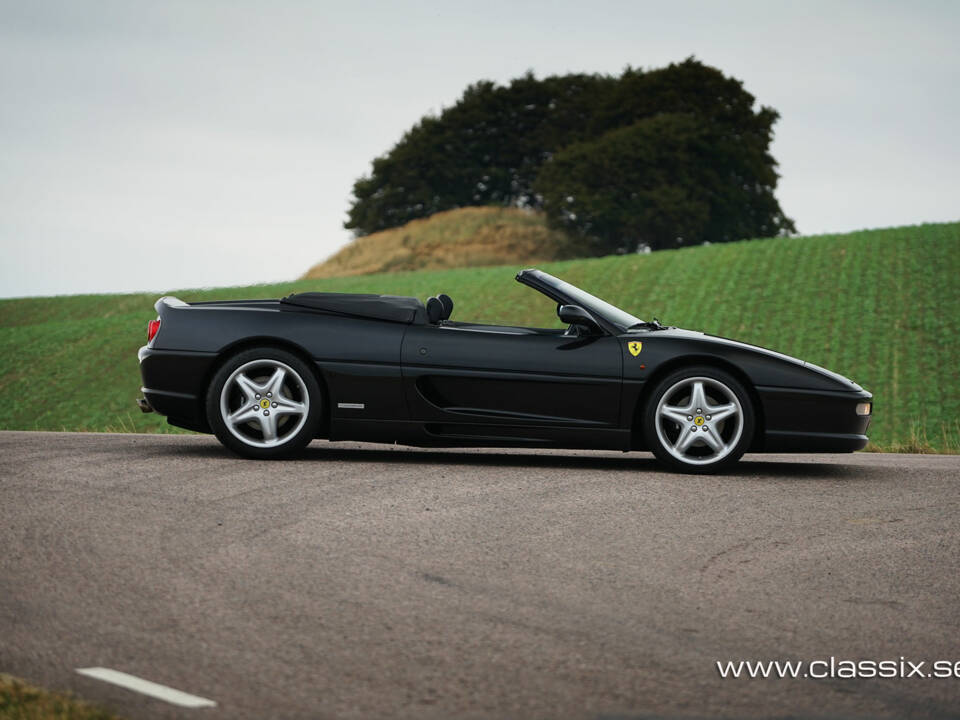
[1, 222, 958, 451]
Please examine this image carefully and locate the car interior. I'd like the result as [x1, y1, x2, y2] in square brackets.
[425, 292, 581, 337]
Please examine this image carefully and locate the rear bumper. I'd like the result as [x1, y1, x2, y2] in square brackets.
[757, 385, 872, 453]
[138, 346, 217, 433]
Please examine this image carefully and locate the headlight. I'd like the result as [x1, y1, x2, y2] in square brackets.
[856, 402, 872, 416]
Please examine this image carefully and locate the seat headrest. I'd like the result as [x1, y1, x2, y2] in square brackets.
[437, 293, 453, 321]
[426, 296, 443, 324]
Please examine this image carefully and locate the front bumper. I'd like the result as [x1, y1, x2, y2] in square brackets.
[757, 385, 872, 453]
[762, 430, 869, 453]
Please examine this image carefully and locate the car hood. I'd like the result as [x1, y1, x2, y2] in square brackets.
[647, 327, 865, 392]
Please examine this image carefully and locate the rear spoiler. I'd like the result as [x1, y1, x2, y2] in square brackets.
[155, 296, 189, 312]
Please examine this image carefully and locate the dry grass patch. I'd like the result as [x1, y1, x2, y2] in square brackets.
[0, 674, 122, 720]
[304, 206, 579, 278]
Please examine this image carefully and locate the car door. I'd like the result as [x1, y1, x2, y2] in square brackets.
[400, 323, 622, 429]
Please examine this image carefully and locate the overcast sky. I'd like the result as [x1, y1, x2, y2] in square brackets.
[1, 0, 957, 298]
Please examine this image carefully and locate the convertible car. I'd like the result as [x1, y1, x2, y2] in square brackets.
[137, 269, 872, 473]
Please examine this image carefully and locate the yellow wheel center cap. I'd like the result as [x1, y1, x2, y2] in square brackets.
[260, 399, 271, 409]
[694, 416, 705, 426]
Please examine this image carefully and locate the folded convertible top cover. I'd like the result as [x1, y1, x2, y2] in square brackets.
[280, 292, 425, 324]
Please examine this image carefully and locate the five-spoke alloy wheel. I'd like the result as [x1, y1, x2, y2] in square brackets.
[207, 347, 322, 458]
[643, 366, 755, 473]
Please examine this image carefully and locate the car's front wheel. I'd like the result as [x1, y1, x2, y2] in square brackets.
[206, 347, 322, 459]
[643, 366, 755, 473]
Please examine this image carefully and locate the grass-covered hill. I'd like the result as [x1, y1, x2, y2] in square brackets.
[303, 206, 578, 278]
[1, 222, 957, 452]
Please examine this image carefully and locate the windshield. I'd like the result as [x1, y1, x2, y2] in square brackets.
[531, 272, 644, 330]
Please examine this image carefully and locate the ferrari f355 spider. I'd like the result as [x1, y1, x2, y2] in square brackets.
[137, 269, 872, 473]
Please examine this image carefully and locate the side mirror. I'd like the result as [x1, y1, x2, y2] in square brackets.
[558, 304, 601, 333]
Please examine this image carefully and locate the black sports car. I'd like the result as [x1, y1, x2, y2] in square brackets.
[137, 269, 872, 473]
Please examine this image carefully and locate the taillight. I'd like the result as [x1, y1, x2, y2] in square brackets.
[147, 319, 161, 342]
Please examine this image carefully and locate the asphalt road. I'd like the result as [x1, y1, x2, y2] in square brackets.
[1, 431, 959, 719]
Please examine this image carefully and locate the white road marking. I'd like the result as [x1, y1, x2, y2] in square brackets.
[75, 668, 216, 708]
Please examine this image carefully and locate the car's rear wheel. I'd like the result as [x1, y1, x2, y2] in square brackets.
[206, 347, 322, 459]
[643, 365, 755, 473]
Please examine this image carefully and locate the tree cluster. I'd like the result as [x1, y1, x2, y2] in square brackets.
[345, 59, 795, 253]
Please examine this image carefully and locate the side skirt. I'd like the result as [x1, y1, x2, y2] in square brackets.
[328, 419, 632, 451]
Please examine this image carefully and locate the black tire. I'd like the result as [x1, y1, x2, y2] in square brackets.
[642, 365, 755, 474]
[206, 347, 322, 459]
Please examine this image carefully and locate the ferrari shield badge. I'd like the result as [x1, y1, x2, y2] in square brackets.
[628, 341, 642, 357]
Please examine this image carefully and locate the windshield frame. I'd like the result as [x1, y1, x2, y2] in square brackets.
[515, 269, 644, 333]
